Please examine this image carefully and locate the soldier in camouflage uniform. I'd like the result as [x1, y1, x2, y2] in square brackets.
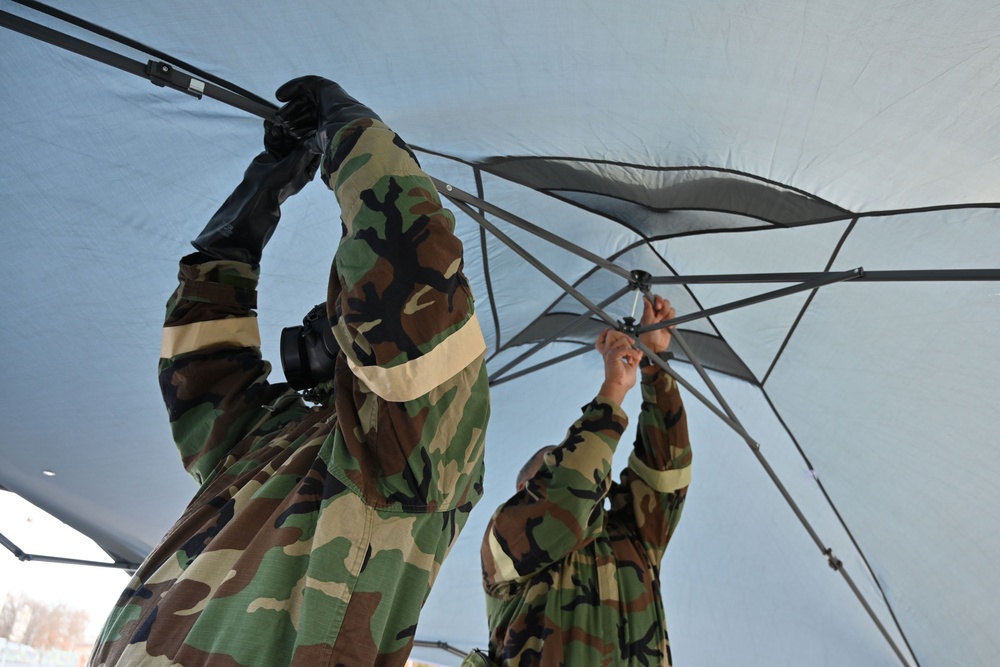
[90, 76, 490, 667]
[479, 295, 691, 667]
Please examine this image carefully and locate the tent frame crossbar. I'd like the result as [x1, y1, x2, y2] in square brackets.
[489, 345, 592, 386]
[0, 530, 138, 571]
[489, 285, 633, 382]
[430, 178, 633, 281]
[0, 8, 277, 121]
[650, 268, 1000, 284]
[438, 178, 917, 667]
[640, 268, 863, 332]
[441, 191, 621, 331]
[411, 640, 468, 658]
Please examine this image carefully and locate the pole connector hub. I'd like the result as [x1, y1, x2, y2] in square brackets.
[619, 316, 640, 336]
[629, 270, 652, 293]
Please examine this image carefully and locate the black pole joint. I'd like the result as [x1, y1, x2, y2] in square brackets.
[824, 548, 844, 571]
[629, 269, 652, 293]
[146, 60, 205, 99]
[619, 316, 640, 336]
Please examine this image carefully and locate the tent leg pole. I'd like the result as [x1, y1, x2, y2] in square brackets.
[447, 174, 914, 665]
[662, 329, 759, 444]
[637, 331, 916, 667]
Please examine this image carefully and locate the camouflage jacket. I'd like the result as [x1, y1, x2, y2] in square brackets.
[90, 119, 490, 667]
[481, 369, 691, 667]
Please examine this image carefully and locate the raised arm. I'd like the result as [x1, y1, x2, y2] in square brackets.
[612, 296, 692, 564]
[482, 331, 641, 590]
[158, 119, 319, 484]
[277, 77, 490, 511]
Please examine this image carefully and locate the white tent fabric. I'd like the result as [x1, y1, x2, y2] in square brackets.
[2, 1, 999, 665]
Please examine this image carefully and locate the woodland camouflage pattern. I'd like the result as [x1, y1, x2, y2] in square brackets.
[90, 119, 490, 667]
[481, 370, 691, 667]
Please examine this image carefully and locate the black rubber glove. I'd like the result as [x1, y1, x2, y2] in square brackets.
[191, 117, 320, 264]
[274, 76, 381, 158]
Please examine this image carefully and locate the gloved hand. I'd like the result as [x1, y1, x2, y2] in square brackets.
[191, 116, 320, 264]
[274, 76, 381, 158]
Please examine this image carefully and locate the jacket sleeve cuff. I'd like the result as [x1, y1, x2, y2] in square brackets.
[162, 255, 261, 357]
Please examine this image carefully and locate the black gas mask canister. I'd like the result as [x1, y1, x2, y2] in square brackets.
[280, 303, 340, 390]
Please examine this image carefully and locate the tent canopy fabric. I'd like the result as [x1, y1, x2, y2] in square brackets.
[2, 2, 999, 665]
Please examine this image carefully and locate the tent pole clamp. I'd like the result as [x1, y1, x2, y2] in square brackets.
[146, 60, 205, 99]
[619, 316, 639, 336]
[629, 269, 652, 293]
[824, 548, 844, 571]
[616, 270, 652, 331]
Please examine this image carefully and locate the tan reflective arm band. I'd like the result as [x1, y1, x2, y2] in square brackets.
[628, 451, 692, 493]
[160, 317, 261, 358]
[336, 312, 487, 402]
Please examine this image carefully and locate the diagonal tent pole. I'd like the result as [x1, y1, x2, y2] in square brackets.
[429, 178, 633, 282]
[489, 346, 593, 387]
[0, 9, 277, 120]
[412, 640, 469, 658]
[441, 194, 621, 330]
[636, 328, 919, 667]
[437, 178, 866, 381]
[10, 0, 273, 110]
[488, 285, 632, 385]
[439, 180, 917, 667]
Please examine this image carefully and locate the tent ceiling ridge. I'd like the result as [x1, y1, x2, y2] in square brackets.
[481, 161, 848, 228]
[539, 189, 824, 228]
[480, 155, 848, 205]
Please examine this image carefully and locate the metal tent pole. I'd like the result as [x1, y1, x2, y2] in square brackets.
[0, 531, 139, 570]
[441, 178, 915, 665]
[638, 330, 917, 666]
[489, 286, 632, 385]
[442, 195, 620, 330]
[431, 178, 633, 281]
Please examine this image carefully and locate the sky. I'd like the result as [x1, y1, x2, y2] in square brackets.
[0, 491, 129, 641]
